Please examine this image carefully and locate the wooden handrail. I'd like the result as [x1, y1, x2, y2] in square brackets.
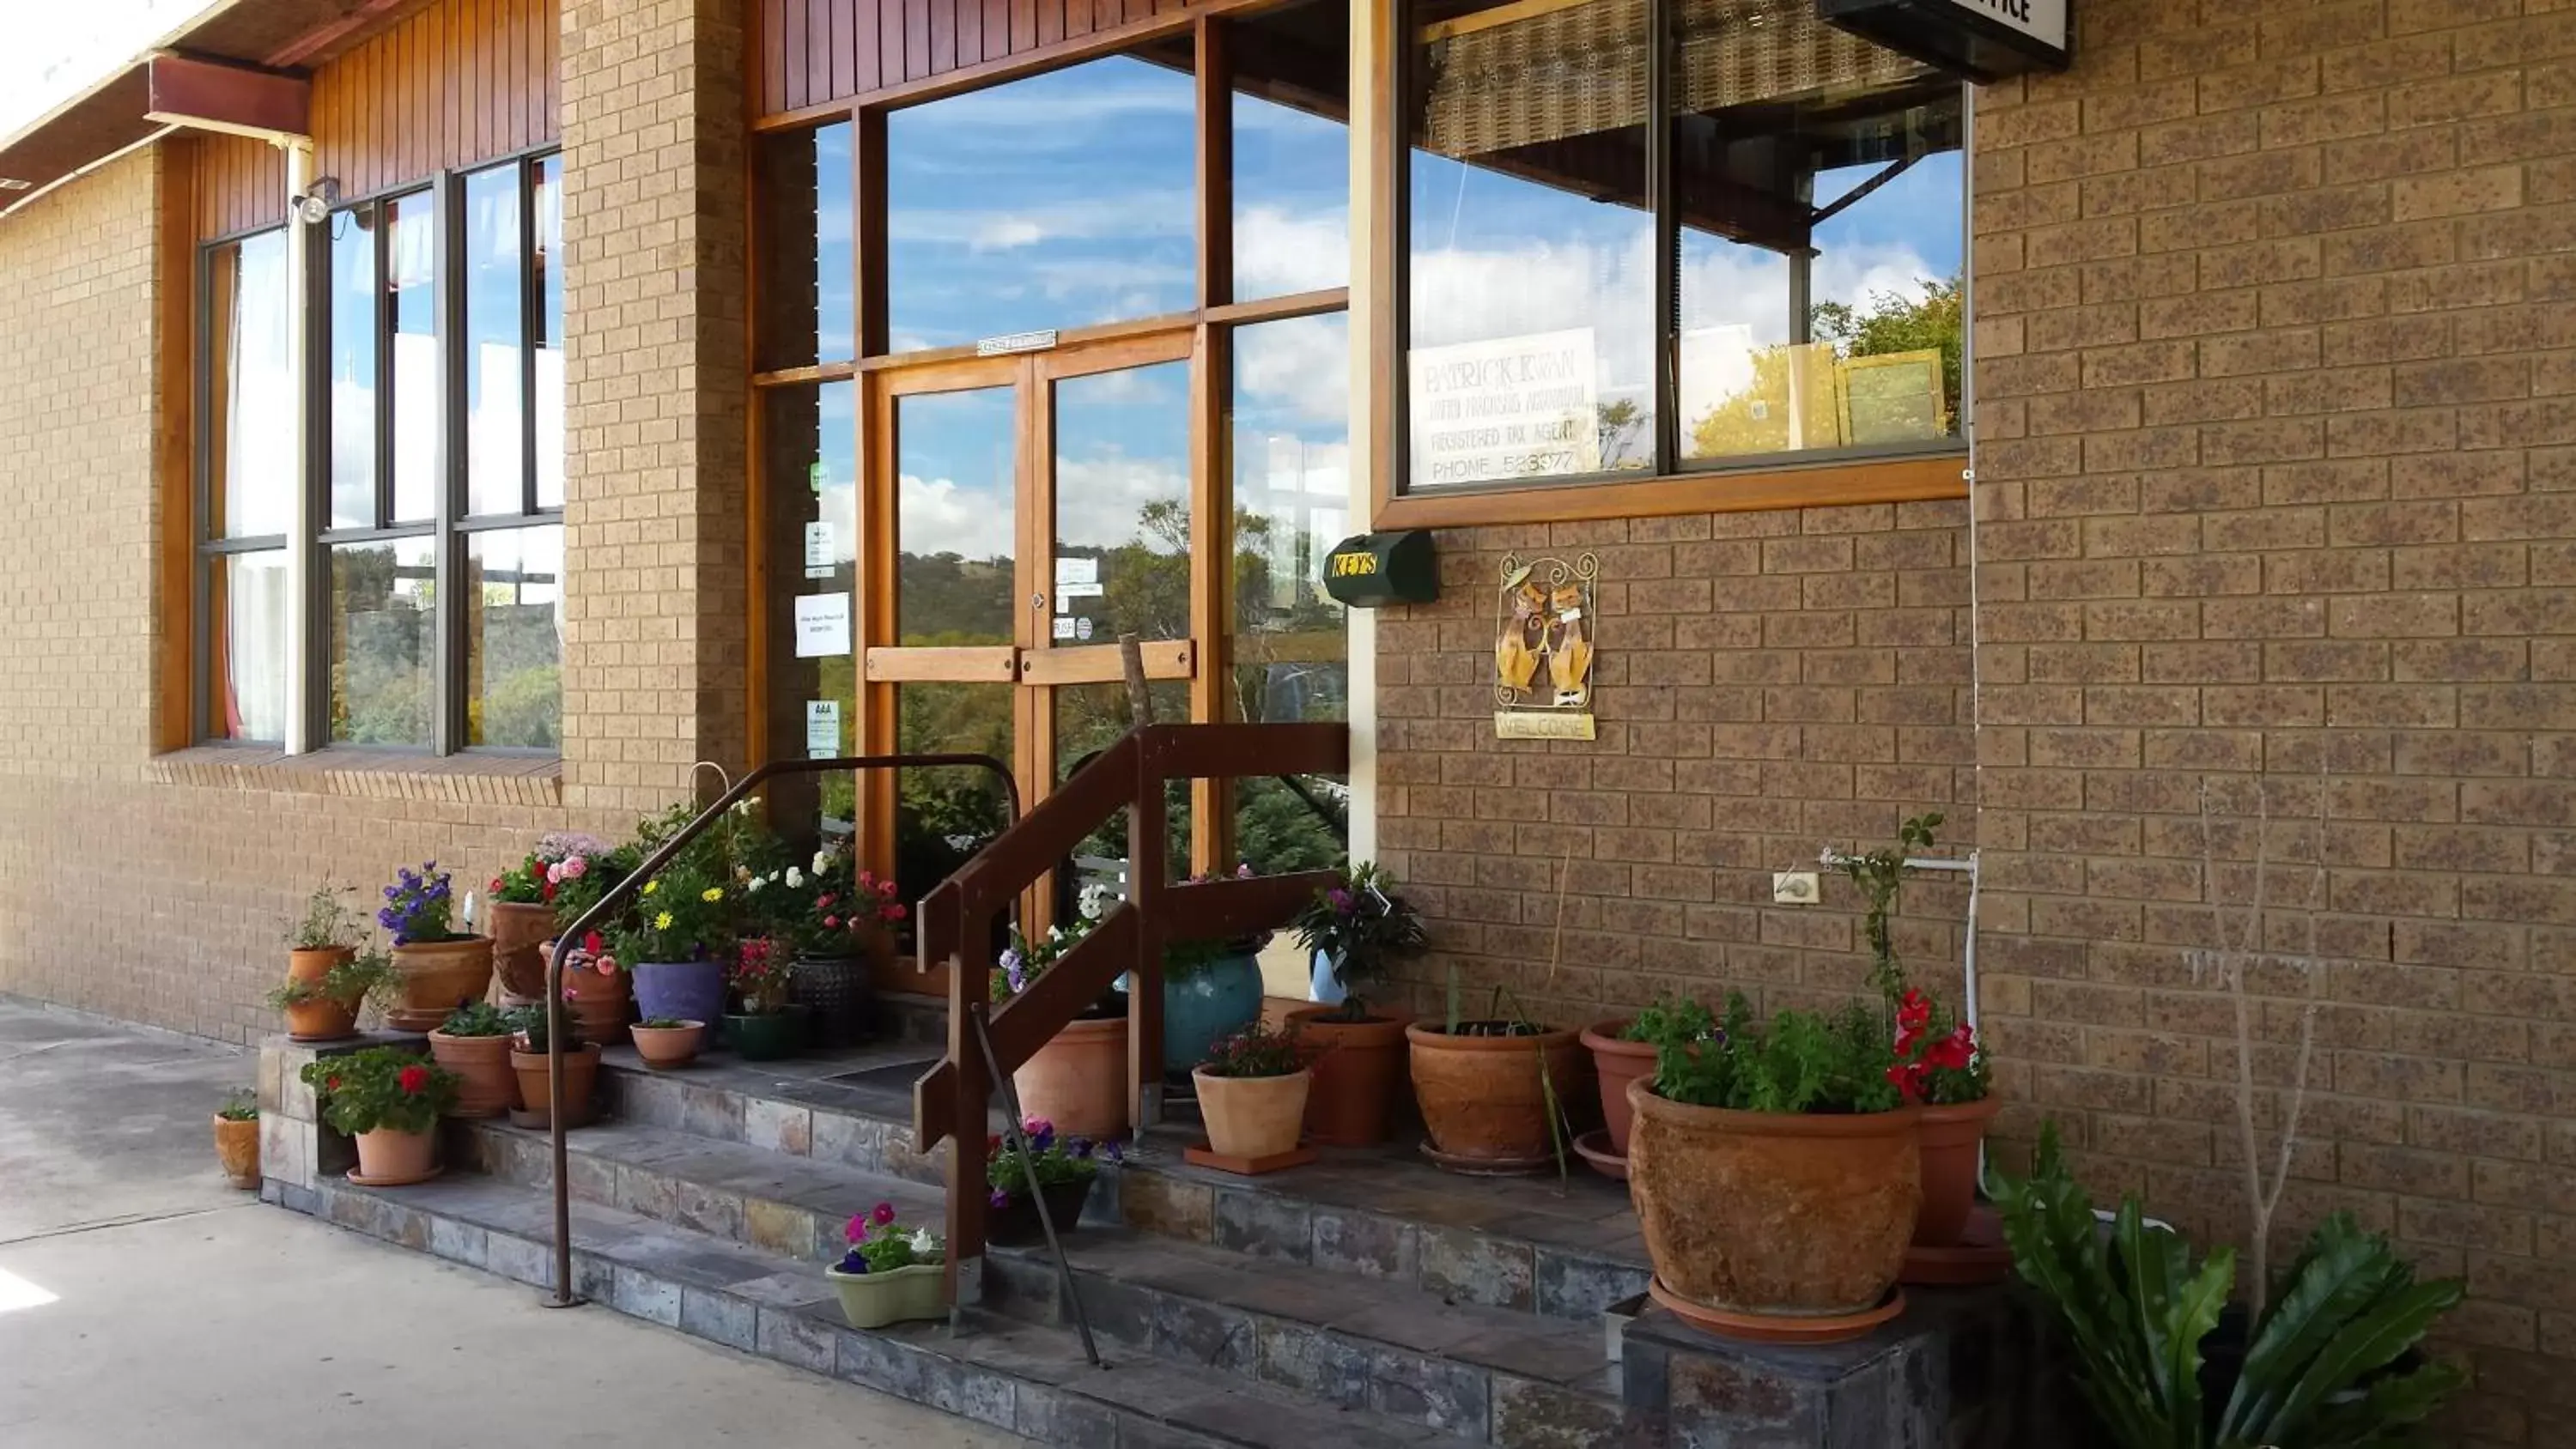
[910, 722, 1351, 1291]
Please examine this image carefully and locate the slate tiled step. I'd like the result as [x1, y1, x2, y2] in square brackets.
[983, 1228, 1629, 1448]
[298, 1172, 1452, 1449]
[593, 1053, 1652, 1322]
[453, 1115, 950, 1264]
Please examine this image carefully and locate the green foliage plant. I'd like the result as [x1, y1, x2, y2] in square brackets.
[1647, 993, 1903, 1115]
[264, 949, 402, 1020]
[1992, 1122, 2464, 1449]
[1621, 992, 1716, 1045]
[509, 999, 584, 1054]
[1291, 861, 1427, 1020]
[1833, 810, 1945, 1001]
[299, 1047, 459, 1136]
[1196, 1022, 1305, 1078]
[216, 1089, 258, 1122]
[285, 883, 367, 951]
[436, 1001, 516, 1038]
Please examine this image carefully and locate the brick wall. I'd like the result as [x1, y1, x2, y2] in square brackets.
[1972, 0, 2576, 1439]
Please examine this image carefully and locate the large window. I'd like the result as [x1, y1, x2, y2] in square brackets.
[1400, 0, 1965, 492]
[197, 150, 564, 753]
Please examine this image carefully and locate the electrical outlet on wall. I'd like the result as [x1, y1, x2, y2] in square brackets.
[1772, 871, 1820, 906]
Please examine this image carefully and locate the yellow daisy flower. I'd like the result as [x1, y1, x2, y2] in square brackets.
[701, 887, 724, 903]
[642, 879, 659, 895]
[654, 911, 673, 931]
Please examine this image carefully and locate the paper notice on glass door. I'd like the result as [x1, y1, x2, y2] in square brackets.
[793, 593, 852, 658]
[803, 521, 835, 579]
[804, 700, 841, 759]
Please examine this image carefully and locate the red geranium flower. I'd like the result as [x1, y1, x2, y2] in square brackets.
[398, 1064, 430, 1094]
[325, 1075, 343, 1092]
[583, 931, 605, 954]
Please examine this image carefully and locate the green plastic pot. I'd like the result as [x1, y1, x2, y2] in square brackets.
[723, 1008, 805, 1061]
[825, 1261, 945, 1329]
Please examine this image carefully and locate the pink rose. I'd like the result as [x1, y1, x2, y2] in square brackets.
[563, 855, 587, 879]
[545, 863, 563, 884]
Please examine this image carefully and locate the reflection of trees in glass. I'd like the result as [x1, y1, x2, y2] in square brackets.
[1811, 275, 1962, 431]
[1229, 506, 1349, 876]
[896, 680, 1015, 905]
[1079, 498, 1191, 643]
[898, 551, 1013, 644]
[1057, 680, 1191, 874]
[1688, 276, 1962, 460]
[331, 543, 434, 746]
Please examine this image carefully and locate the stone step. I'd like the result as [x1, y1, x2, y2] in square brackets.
[592, 1048, 1653, 1324]
[982, 1227, 1630, 1448]
[298, 1170, 1454, 1449]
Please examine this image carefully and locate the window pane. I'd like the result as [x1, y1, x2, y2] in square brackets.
[756, 122, 854, 369]
[1053, 361, 1190, 645]
[896, 683, 1015, 905]
[329, 537, 436, 746]
[387, 191, 438, 524]
[1230, 313, 1350, 874]
[887, 51, 1196, 351]
[896, 386, 1015, 645]
[465, 525, 562, 749]
[1230, 1, 1350, 299]
[761, 382, 858, 832]
[1674, 9, 1960, 464]
[1056, 681, 1192, 878]
[206, 232, 295, 538]
[205, 549, 291, 741]
[464, 164, 526, 517]
[327, 205, 377, 530]
[535, 155, 564, 509]
[1405, 0, 1653, 488]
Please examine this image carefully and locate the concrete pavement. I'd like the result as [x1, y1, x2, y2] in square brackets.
[0, 998, 1011, 1448]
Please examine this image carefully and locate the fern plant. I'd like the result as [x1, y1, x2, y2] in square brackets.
[1646, 993, 1901, 1114]
[1993, 1122, 2464, 1449]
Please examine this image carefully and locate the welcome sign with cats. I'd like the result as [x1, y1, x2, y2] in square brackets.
[1492, 551, 1597, 741]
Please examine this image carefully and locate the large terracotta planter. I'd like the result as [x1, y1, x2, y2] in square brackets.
[1285, 1007, 1407, 1146]
[1193, 1068, 1310, 1160]
[826, 1262, 946, 1329]
[547, 942, 632, 1044]
[350, 1126, 438, 1185]
[487, 901, 556, 1002]
[1406, 1022, 1587, 1169]
[1913, 1094, 2002, 1246]
[427, 1030, 518, 1118]
[509, 1042, 601, 1129]
[386, 937, 495, 1032]
[1627, 1078, 1921, 1327]
[629, 1019, 704, 1070]
[631, 960, 727, 1029]
[284, 946, 360, 1041]
[1581, 1018, 1656, 1157]
[213, 1115, 259, 1189]
[1012, 1016, 1128, 1141]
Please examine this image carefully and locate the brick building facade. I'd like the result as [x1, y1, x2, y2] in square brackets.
[3, 0, 2573, 1438]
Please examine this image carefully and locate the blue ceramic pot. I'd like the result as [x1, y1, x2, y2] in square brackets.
[631, 960, 727, 1028]
[1164, 950, 1264, 1072]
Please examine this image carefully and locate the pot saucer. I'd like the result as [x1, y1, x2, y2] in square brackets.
[1903, 1203, 2014, 1286]
[346, 1164, 444, 1188]
[1418, 1139, 1561, 1176]
[1571, 1128, 1629, 1181]
[1646, 1277, 1905, 1346]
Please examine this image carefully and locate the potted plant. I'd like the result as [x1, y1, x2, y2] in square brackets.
[1888, 986, 1996, 1261]
[379, 861, 494, 1032]
[725, 937, 806, 1060]
[276, 884, 368, 1041]
[1579, 993, 1712, 1173]
[1995, 1122, 2464, 1446]
[617, 799, 781, 1028]
[1285, 863, 1427, 1145]
[298, 1046, 459, 1185]
[265, 948, 400, 1044]
[985, 1116, 1114, 1246]
[995, 886, 1130, 1139]
[1407, 978, 1586, 1173]
[1156, 864, 1267, 1074]
[550, 836, 641, 1040]
[508, 998, 599, 1130]
[213, 1089, 259, 1190]
[1192, 1022, 1309, 1161]
[489, 832, 611, 1007]
[1626, 994, 1919, 1343]
[825, 1201, 947, 1329]
[428, 1000, 520, 1118]
[629, 1016, 704, 1070]
[760, 839, 904, 1047]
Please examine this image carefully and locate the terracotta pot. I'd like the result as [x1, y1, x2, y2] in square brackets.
[387, 937, 495, 1033]
[1581, 1018, 1657, 1158]
[283, 946, 359, 1041]
[1406, 1022, 1587, 1167]
[488, 901, 556, 1001]
[629, 1020, 704, 1070]
[1192, 1068, 1310, 1160]
[428, 1030, 518, 1118]
[1913, 1094, 2002, 1247]
[509, 1042, 602, 1129]
[213, 1115, 260, 1189]
[1285, 1007, 1408, 1146]
[1627, 1077, 1921, 1322]
[548, 943, 632, 1045]
[827, 1262, 946, 1329]
[351, 1126, 438, 1185]
[1012, 1016, 1129, 1141]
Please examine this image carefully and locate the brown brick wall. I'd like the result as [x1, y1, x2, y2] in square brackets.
[1974, 0, 2575, 1438]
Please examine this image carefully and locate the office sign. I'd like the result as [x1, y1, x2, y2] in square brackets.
[1817, 0, 2069, 81]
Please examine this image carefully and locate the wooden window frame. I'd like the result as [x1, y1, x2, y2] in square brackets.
[1361, 0, 1971, 529]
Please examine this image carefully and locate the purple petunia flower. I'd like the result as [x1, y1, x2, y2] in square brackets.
[1327, 888, 1355, 915]
[1072, 1139, 1094, 1159]
[1103, 1140, 1124, 1164]
[987, 1188, 1010, 1210]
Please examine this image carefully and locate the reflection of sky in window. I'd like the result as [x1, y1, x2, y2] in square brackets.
[886, 57, 1196, 351]
[896, 386, 1014, 564]
[463, 164, 524, 517]
[1054, 362, 1188, 556]
[1234, 91, 1348, 298]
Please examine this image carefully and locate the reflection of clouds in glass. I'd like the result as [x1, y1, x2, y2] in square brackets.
[1236, 206, 1349, 300]
[1236, 306, 1350, 427]
[1054, 454, 1189, 550]
[899, 473, 1011, 560]
[972, 217, 1044, 252]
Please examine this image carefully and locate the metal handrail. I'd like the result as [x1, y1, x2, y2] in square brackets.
[536, 750, 1018, 1308]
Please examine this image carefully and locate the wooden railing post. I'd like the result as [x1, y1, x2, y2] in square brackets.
[945, 881, 991, 1303]
[1129, 727, 1168, 1128]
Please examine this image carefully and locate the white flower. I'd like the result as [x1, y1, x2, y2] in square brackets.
[785, 867, 805, 889]
[1078, 884, 1115, 921]
[746, 876, 765, 894]
[812, 851, 832, 875]
[908, 1228, 942, 1257]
